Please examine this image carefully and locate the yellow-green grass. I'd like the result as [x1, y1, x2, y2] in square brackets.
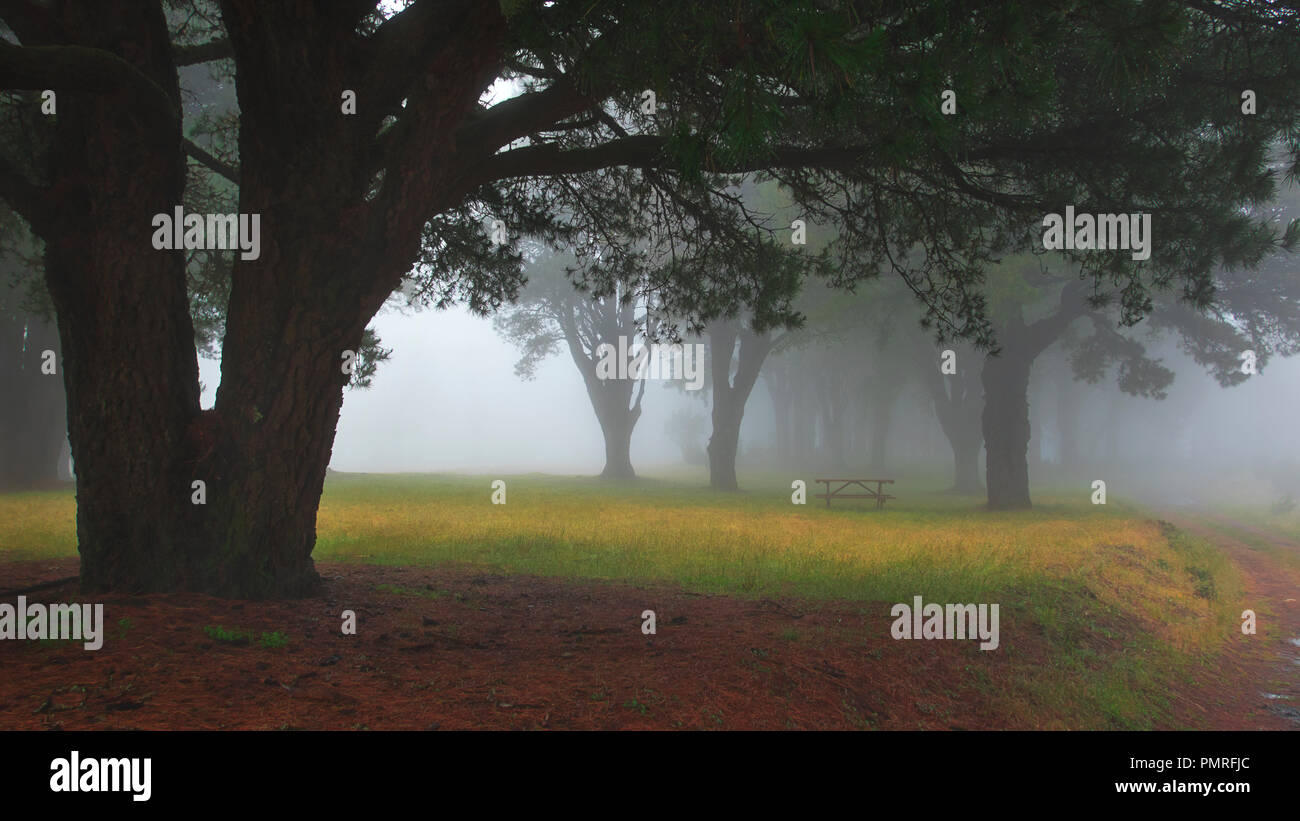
[0, 472, 1245, 728]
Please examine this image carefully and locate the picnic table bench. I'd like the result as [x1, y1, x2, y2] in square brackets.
[814, 478, 895, 509]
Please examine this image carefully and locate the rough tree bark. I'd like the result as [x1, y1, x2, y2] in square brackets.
[6, 0, 508, 596]
[24, 2, 208, 592]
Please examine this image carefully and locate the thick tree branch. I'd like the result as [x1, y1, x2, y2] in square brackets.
[172, 37, 232, 66]
[361, 0, 479, 114]
[1025, 282, 1091, 355]
[457, 79, 600, 154]
[184, 138, 239, 185]
[482, 135, 872, 182]
[0, 40, 177, 124]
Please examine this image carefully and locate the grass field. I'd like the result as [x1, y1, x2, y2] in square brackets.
[0, 471, 1249, 728]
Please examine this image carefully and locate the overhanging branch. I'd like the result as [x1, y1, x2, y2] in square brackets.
[184, 138, 239, 185]
[481, 135, 872, 182]
[172, 38, 232, 66]
[0, 40, 177, 125]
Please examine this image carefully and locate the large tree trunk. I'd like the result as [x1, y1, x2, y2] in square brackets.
[980, 287, 1088, 511]
[34, 2, 207, 593]
[592, 382, 641, 479]
[21, 0, 505, 597]
[982, 347, 1034, 510]
[707, 320, 774, 491]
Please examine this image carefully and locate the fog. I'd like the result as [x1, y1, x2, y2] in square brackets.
[194, 299, 1300, 506]
[198, 305, 719, 475]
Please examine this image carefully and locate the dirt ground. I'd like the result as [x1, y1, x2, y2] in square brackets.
[0, 555, 1292, 730]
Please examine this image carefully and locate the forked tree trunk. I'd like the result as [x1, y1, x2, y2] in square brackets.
[23, 0, 506, 597]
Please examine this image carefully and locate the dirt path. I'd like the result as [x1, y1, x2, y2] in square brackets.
[1156, 510, 1300, 729]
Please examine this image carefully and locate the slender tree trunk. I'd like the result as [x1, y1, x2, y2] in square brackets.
[707, 320, 774, 491]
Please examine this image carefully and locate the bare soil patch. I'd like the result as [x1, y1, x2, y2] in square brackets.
[0, 554, 1286, 730]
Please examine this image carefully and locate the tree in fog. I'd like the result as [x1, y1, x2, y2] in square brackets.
[980, 189, 1300, 510]
[0, 206, 64, 488]
[918, 339, 985, 493]
[664, 407, 708, 466]
[494, 250, 657, 479]
[4, 0, 1300, 595]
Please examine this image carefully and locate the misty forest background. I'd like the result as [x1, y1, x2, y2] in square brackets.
[9, 187, 1300, 511]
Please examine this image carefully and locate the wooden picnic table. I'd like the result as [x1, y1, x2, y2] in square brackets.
[814, 478, 896, 509]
